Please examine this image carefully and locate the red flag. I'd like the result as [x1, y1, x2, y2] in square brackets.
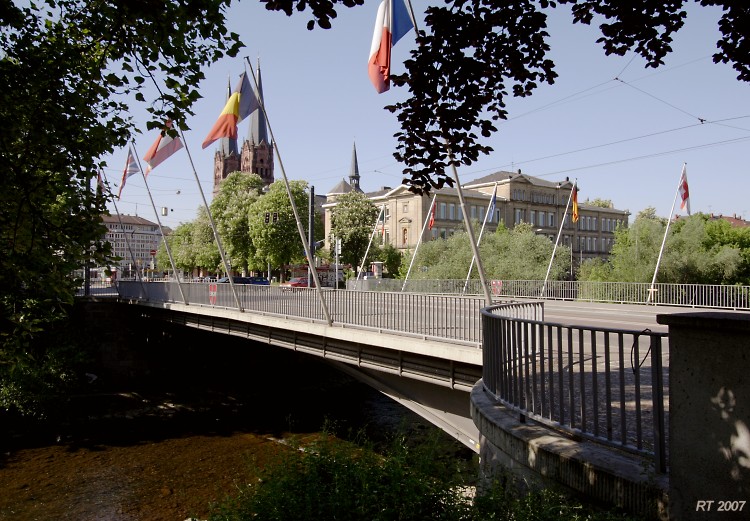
[368, 0, 415, 93]
[118, 147, 139, 199]
[428, 200, 436, 230]
[143, 120, 183, 174]
[202, 72, 259, 149]
[571, 184, 579, 223]
[678, 165, 691, 215]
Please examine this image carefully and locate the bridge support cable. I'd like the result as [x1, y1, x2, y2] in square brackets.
[444, 141, 493, 304]
[175, 126, 243, 311]
[245, 57, 332, 326]
[354, 204, 386, 290]
[401, 195, 436, 292]
[129, 143, 189, 305]
[100, 169, 149, 298]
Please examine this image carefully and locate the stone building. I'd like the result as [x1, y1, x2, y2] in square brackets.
[324, 168, 629, 263]
[212, 62, 274, 196]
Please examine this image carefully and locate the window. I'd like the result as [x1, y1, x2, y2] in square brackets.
[457, 206, 463, 221]
[402, 228, 408, 246]
[403, 203, 409, 213]
[478, 206, 485, 222]
[439, 202, 447, 219]
[431, 229, 438, 241]
[440, 228, 447, 240]
[538, 211, 545, 227]
[549, 213, 556, 228]
[449, 204, 455, 220]
[514, 208, 524, 224]
[470, 206, 477, 220]
[529, 210, 536, 226]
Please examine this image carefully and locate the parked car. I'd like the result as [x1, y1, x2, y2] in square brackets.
[280, 276, 313, 290]
[216, 276, 270, 285]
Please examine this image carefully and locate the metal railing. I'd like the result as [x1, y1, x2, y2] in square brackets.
[482, 301, 668, 472]
[116, 281, 487, 346]
[348, 278, 750, 310]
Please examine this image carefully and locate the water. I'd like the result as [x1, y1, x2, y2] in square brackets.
[0, 326, 474, 520]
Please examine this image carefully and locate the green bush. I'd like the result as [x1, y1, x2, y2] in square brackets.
[208, 428, 640, 521]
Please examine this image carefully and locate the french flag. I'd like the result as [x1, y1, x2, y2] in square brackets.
[368, 0, 414, 93]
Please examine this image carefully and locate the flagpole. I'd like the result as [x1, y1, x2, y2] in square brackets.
[354, 204, 385, 290]
[541, 180, 575, 298]
[129, 144, 189, 305]
[175, 127, 244, 311]
[245, 57, 332, 326]
[647, 163, 686, 304]
[100, 170, 148, 297]
[463, 182, 497, 294]
[402, 194, 436, 292]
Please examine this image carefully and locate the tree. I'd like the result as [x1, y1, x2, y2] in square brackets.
[156, 222, 196, 276]
[211, 171, 265, 274]
[402, 223, 569, 281]
[376, 243, 403, 277]
[579, 212, 750, 285]
[264, 0, 750, 193]
[329, 192, 379, 272]
[0, 0, 242, 414]
[248, 180, 310, 278]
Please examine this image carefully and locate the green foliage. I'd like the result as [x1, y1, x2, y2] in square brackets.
[211, 172, 265, 273]
[248, 180, 310, 272]
[375, 243, 403, 276]
[329, 192, 379, 271]
[579, 213, 750, 285]
[1, 0, 242, 413]
[207, 428, 640, 521]
[403, 223, 570, 281]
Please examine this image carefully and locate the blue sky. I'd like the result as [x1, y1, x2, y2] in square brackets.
[103, 1, 750, 230]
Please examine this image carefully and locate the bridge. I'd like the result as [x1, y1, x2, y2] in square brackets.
[85, 280, 750, 519]
[110, 281, 669, 455]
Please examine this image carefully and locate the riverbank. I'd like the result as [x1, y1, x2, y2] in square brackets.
[0, 334, 475, 521]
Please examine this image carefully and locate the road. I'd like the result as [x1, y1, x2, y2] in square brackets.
[540, 300, 698, 333]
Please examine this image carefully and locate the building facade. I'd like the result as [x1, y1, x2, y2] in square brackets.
[101, 214, 164, 276]
[324, 169, 629, 263]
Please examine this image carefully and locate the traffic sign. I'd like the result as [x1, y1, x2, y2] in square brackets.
[150, 249, 157, 256]
[208, 283, 218, 305]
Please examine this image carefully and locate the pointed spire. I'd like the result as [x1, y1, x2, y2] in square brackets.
[349, 141, 361, 192]
[220, 76, 238, 156]
[248, 58, 268, 145]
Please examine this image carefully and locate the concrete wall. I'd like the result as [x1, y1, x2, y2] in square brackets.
[657, 312, 750, 521]
[470, 385, 669, 519]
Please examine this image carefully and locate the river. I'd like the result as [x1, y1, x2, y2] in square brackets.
[0, 326, 475, 520]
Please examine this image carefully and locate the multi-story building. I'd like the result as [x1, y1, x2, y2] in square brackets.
[101, 214, 164, 276]
[324, 168, 629, 263]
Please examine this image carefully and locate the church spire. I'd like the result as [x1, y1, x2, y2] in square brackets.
[248, 59, 268, 145]
[349, 141, 361, 192]
[220, 76, 238, 156]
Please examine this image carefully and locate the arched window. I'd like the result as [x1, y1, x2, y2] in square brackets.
[402, 228, 408, 246]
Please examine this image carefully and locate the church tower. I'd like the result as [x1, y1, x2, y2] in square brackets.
[349, 142, 362, 192]
[240, 61, 274, 186]
[212, 61, 274, 196]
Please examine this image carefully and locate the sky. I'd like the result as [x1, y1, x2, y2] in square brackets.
[103, 1, 750, 230]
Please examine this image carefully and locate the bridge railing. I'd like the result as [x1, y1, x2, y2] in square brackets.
[116, 281, 487, 346]
[349, 278, 750, 310]
[481, 301, 668, 472]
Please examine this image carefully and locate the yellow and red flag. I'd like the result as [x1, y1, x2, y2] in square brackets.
[202, 72, 259, 149]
